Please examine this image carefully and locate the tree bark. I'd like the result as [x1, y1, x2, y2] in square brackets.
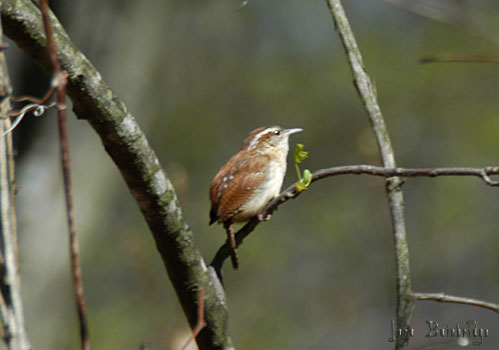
[1, 1, 233, 348]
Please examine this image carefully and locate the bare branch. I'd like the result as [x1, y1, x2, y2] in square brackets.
[0, 10, 30, 350]
[210, 164, 499, 273]
[39, 1, 89, 349]
[11, 86, 56, 104]
[413, 292, 499, 313]
[328, 2, 413, 347]
[312, 165, 499, 186]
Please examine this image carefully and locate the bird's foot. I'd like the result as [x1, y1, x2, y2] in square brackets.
[258, 212, 272, 221]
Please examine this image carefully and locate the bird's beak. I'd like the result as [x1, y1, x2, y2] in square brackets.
[284, 128, 303, 136]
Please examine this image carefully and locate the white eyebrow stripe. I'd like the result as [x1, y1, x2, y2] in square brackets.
[248, 128, 275, 149]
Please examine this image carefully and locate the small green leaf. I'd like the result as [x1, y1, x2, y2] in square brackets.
[302, 169, 312, 187]
[294, 144, 309, 164]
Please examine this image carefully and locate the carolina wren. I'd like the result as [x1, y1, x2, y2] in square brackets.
[209, 126, 303, 269]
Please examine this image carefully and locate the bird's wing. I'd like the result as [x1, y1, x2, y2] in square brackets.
[210, 154, 269, 223]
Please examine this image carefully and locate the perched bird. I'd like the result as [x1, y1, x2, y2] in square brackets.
[209, 126, 303, 269]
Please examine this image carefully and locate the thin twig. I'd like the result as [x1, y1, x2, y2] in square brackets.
[413, 292, 499, 313]
[11, 86, 56, 104]
[421, 55, 499, 64]
[210, 164, 499, 273]
[39, 1, 90, 350]
[181, 286, 207, 350]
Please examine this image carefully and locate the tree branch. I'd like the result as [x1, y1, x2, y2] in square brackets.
[413, 292, 499, 313]
[312, 165, 499, 186]
[210, 164, 499, 273]
[1, 1, 233, 348]
[0, 7, 30, 349]
[326, 2, 413, 347]
[39, 1, 89, 349]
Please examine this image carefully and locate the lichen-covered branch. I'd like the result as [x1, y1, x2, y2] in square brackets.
[0, 1, 233, 348]
[0, 9, 30, 350]
[325, 1, 414, 348]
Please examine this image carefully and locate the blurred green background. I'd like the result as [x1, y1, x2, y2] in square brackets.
[4, 0, 499, 349]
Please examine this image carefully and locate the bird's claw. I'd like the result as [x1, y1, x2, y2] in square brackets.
[258, 212, 272, 221]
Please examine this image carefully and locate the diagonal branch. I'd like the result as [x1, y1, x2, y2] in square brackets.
[210, 164, 499, 274]
[1, 1, 233, 349]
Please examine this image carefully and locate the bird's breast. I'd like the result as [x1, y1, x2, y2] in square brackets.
[233, 159, 286, 221]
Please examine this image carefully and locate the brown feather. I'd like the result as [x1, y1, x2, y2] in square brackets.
[209, 152, 270, 224]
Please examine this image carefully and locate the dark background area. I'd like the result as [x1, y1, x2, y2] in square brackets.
[3, 0, 499, 349]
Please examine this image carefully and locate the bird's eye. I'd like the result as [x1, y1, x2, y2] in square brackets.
[274, 130, 280, 135]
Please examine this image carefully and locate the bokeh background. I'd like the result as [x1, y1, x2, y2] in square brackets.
[3, 0, 499, 348]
